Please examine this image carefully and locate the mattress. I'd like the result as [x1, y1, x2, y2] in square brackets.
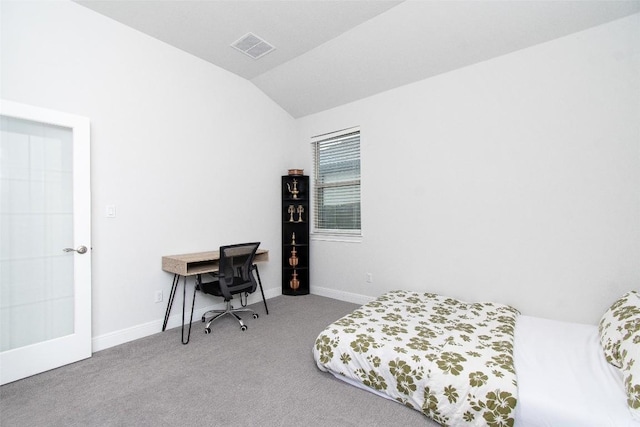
[316, 299, 640, 426]
[514, 315, 639, 427]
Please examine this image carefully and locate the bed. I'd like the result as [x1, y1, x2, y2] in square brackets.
[313, 290, 640, 427]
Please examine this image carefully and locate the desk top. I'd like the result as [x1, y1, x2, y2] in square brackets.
[162, 248, 269, 276]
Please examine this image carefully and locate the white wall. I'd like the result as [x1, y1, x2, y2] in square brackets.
[298, 13, 640, 325]
[1, 0, 297, 349]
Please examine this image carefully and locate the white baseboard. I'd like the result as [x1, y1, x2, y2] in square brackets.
[92, 287, 281, 352]
[92, 286, 368, 352]
[310, 286, 374, 306]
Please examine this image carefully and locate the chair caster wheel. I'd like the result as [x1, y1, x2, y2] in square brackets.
[253, 313, 259, 319]
[241, 325, 247, 331]
[204, 328, 211, 334]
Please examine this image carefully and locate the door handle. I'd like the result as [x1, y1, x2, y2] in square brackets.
[63, 246, 88, 254]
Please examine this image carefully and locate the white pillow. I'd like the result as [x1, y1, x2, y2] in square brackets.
[619, 329, 640, 420]
[598, 291, 640, 368]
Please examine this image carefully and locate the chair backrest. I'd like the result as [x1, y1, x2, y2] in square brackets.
[218, 242, 260, 300]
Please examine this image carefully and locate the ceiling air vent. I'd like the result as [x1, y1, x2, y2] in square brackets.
[231, 32, 275, 60]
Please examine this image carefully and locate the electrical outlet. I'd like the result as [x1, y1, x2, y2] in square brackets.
[366, 273, 373, 283]
[154, 290, 163, 303]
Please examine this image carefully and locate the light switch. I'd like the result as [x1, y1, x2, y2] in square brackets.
[106, 205, 116, 218]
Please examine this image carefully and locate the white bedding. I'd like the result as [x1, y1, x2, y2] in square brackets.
[314, 291, 520, 425]
[514, 315, 639, 427]
[320, 308, 640, 426]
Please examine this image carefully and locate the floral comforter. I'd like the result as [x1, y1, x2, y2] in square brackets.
[313, 290, 520, 427]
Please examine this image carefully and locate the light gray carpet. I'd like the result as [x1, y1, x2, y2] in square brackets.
[0, 294, 438, 426]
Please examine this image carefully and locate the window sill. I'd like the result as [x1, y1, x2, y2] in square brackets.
[310, 233, 363, 243]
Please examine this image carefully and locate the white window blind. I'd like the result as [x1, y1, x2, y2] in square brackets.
[312, 127, 360, 234]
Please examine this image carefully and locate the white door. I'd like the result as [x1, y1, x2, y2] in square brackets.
[0, 100, 91, 385]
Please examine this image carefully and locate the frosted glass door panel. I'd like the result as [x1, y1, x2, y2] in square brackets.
[0, 116, 74, 351]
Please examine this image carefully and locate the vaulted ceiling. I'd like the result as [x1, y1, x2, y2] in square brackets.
[75, 1, 640, 118]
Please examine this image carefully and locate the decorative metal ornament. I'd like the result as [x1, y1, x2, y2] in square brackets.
[286, 179, 299, 199]
[290, 270, 300, 290]
[296, 205, 304, 222]
[288, 205, 295, 222]
[289, 247, 299, 267]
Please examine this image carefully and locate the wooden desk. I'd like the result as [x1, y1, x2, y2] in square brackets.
[162, 249, 269, 276]
[161, 249, 269, 344]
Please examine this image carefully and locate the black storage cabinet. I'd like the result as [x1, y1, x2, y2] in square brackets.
[281, 175, 310, 295]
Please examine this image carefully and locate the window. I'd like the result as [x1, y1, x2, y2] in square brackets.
[312, 127, 361, 236]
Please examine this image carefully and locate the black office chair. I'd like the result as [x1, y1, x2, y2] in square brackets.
[199, 242, 261, 333]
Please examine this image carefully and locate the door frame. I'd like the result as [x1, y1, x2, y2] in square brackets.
[0, 100, 92, 385]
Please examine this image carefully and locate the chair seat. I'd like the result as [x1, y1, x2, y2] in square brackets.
[200, 276, 254, 299]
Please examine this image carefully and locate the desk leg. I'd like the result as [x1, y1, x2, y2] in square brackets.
[181, 275, 197, 345]
[162, 274, 179, 331]
[253, 264, 268, 315]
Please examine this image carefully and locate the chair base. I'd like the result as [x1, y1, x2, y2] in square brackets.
[202, 300, 258, 333]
